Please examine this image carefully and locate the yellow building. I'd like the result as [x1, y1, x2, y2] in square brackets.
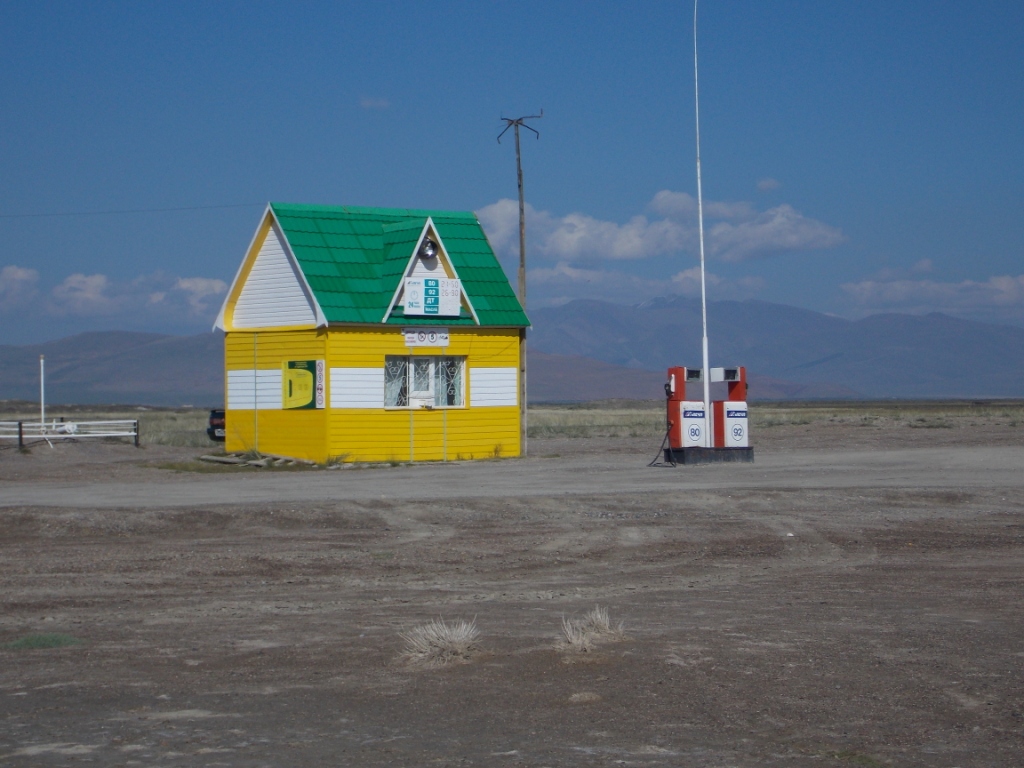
[214, 203, 529, 463]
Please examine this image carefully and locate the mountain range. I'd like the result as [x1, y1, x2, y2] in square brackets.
[2, 296, 1023, 406]
[529, 296, 1024, 398]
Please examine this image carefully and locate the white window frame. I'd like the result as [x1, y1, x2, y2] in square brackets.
[384, 355, 466, 409]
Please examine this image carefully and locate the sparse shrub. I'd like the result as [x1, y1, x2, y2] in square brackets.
[5, 633, 81, 649]
[558, 606, 625, 652]
[399, 617, 480, 667]
[561, 616, 595, 652]
[492, 443, 503, 458]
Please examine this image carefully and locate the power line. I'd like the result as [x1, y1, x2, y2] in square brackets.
[0, 202, 265, 220]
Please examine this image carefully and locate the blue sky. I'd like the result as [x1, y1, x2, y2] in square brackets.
[1, 0, 1022, 343]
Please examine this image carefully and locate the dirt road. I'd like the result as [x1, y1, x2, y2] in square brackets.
[1, 425, 1022, 766]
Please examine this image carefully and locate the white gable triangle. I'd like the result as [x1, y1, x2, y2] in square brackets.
[383, 218, 480, 324]
[232, 222, 319, 329]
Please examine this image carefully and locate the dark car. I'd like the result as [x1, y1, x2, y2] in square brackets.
[207, 409, 226, 442]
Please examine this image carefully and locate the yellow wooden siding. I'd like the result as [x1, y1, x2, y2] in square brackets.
[223, 327, 519, 463]
[225, 330, 327, 369]
[326, 327, 520, 461]
[224, 329, 328, 462]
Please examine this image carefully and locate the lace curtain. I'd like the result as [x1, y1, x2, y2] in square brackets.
[384, 357, 408, 407]
[435, 357, 464, 406]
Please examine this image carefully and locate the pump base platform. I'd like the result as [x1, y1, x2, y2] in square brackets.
[665, 447, 754, 465]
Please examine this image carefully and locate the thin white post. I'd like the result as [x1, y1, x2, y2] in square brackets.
[253, 333, 259, 453]
[694, 0, 712, 447]
[40, 355, 45, 429]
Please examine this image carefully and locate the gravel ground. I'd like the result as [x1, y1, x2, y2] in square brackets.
[1, 420, 1022, 766]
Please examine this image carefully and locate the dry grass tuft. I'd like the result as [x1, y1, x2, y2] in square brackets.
[559, 606, 625, 652]
[399, 617, 480, 667]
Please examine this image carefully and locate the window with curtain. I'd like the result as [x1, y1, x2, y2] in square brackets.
[384, 357, 408, 407]
[384, 356, 464, 408]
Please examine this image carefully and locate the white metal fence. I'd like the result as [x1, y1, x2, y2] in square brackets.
[0, 420, 140, 448]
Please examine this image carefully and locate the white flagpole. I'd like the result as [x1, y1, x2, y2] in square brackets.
[40, 355, 45, 429]
[694, 0, 711, 447]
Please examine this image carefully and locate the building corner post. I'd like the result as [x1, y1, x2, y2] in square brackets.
[520, 327, 527, 457]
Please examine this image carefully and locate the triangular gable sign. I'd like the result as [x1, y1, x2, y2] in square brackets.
[381, 217, 479, 324]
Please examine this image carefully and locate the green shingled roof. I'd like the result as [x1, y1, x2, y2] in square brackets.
[269, 203, 529, 328]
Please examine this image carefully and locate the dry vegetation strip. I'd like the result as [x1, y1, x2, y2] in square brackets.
[2, 399, 1023, 448]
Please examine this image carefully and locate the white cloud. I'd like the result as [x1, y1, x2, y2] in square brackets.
[50, 273, 115, 315]
[478, 192, 843, 264]
[669, 267, 764, 298]
[529, 262, 670, 305]
[706, 204, 846, 263]
[0, 265, 40, 311]
[528, 261, 763, 307]
[545, 212, 687, 260]
[480, 199, 686, 261]
[757, 177, 781, 191]
[649, 190, 756, 221]
[671, 266, 720, 295]
[360, 96, 390, 110]
[476, 198, 521, 255]
[173, 277, 228, 314]
[842, 273, 1024, 323]
[44, 272, 227, 320]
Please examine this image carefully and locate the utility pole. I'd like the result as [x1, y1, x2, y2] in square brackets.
[498, 110, 541, 458]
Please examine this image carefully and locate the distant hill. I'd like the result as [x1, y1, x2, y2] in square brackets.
[3, 296, 1022, 406]
[0, 332, 225, 407]
[529, 296, 1024, 398]
[0, 331, 845, 407]
[528, 351, 856, 402]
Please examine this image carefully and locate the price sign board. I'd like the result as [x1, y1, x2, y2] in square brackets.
[404, 278, 461, 316]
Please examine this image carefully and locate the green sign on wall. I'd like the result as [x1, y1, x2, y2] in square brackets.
[282, 360, 326, 409]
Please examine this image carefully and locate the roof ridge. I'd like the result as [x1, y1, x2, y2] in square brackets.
[382, 218, 427, 234]
[271, 202, 476, 220]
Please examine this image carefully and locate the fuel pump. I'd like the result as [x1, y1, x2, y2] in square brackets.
[660, 365, 754, 464]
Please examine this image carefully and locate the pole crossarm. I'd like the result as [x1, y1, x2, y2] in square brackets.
[496, 112, 542, 144]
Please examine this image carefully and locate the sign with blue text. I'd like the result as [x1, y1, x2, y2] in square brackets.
[404, 277, 461, 317]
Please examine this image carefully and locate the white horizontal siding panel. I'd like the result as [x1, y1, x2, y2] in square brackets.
[469, 367, 518, 407]
[227, 370, 255, 409]
[233, 224, 318, 328]
[255, 370, 282, 409]
[408, 257, 445, 278]
[227, 369, 282, 410]
[330, 368, 384, 408]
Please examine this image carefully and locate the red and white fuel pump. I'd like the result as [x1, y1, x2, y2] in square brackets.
[663, 366, 753, 464]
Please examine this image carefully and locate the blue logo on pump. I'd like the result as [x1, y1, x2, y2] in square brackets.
[683, 410, 704, 418]
[726, 410, 747, 418]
